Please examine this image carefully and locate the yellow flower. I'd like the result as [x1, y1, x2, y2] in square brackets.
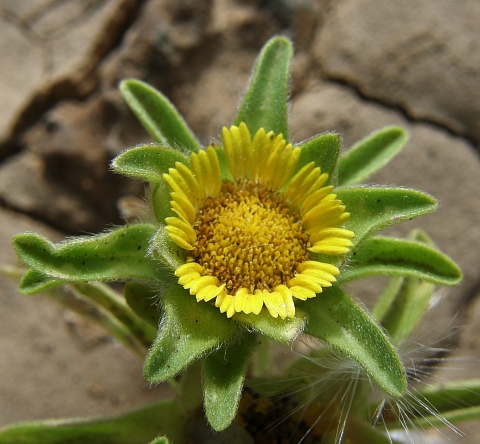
[163, 123, 354, 319]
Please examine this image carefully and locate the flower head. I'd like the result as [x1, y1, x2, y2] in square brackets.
[164, 123, 354, 319]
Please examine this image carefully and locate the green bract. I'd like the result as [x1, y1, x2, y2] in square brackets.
[6, 36, 470, 444]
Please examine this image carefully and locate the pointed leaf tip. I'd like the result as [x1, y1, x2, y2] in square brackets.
[120, 79, 200, 151]
[340, 236, 462, 286]
[111, 145, 188, 183]
[144, 286, 238, 383]
[304, 285, 407, 397]
[19, 269, 63, 294]
[13, 225, 159, 283]
[234, 36, 292, 140]
[338, 126, 408, 186]
[294, 132, 341, 185]
[204, 334, 255, 431]
[337, 187, 438, 247]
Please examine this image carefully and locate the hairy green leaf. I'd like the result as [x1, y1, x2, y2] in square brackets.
[234, 36, 292, 140]
[19, 269, 63, 294]
[120, 79, 200, 150]
[380, 278, 434, 344]
[144, 286, 238, 383]
[370, 229, 445, 333]
[0, 400, 186, 444]
[339, 236, 462, 285]
[294, 133, 341, 186]
[371, 276, 404, 323]
[303, 285, 407, 397]
[204, 333, 256, 431]
[13, 224, 159, 284]
[338, 126, 408, 186]
[337, 187, 438, 247]
[111, 145, 188, 183]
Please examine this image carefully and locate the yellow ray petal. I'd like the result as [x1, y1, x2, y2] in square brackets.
[216, 293, 236, 318]
[250, 128, 271, 183]
[189, 275, 220, 294]
[234, 288, 249, 313]
[175, 262, 203, 276]
[196, 284, 225, 302]
[205, 146, 222, 196]
[170, 192, 196, 224]
[302, 200, 343, 227]
[313, 237, 354, 248]
[303, 206, 348, 232]
[301, 186, 334, 216]
[288, 275, 322, 293]
[165, 217, 196, 244]
[275, 285, 295, 318]
[238, 122, 253, 179]
[275, 146, 301, 191]
[250, 290, 264, 315]
[165, 230, 194, 250]
[264, 290, 287, 319]
[284, 162, 316, 205]
[178, 272, 202, 288]
[289, 285, 316, 300]
[189, 151, 207, 201]
[297, 260, 340, 276]
[299, 268, 338, 283]
[262, 134, 287, 189]
[308, 227, 355, 242]
[309, 244, 352, 255]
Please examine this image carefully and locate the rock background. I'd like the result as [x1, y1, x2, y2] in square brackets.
[0, 0, 479, 442]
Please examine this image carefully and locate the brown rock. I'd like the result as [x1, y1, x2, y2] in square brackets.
[0, 15, 43, 141]
[313, 0, 480, 145]
[0, 95, 136, 233]
[0, 0, 137, 144]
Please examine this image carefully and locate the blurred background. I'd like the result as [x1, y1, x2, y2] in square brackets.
[0, 0, 479, 441]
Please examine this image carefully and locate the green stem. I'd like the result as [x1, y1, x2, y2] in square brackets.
[1, 266, 157, 353]
[48, 286, 149, 358]
[72, 282, 157, 347]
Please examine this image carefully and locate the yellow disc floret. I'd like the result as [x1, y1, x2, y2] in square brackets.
[193, 180, 309, 295]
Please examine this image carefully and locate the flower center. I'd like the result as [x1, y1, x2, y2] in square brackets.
[192, 180, 310, 294]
